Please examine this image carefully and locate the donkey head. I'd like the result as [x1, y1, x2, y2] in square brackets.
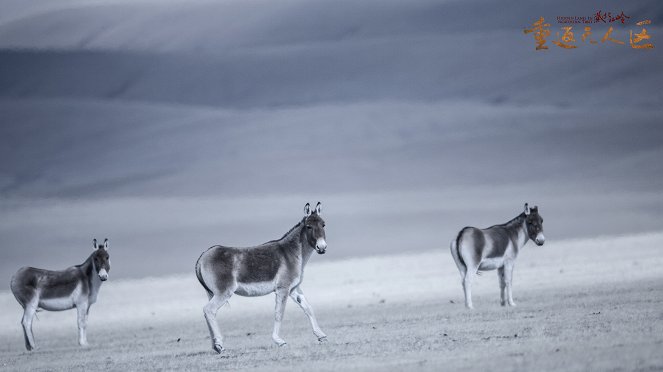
[303, 202, 327, 254]
[92, 238, 111, 281]
[524, 203, 545, 246]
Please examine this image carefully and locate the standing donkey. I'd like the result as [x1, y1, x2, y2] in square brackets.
[196, 202, 328, 352]
[10, 239, 111, 350]
[450, 203, 545, 309]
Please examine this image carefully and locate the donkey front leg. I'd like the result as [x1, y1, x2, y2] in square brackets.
[498, 266, 507, 306]
[504, 261, 517, 307]
[272, 290, 288, 346]
[290, 287, 327, 342]
[76, 304, 89, 347]
[21, 305, 38, 351]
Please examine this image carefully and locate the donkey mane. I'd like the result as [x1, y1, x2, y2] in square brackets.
[487, 212, 526, 230]
[74, 252, 94, 269]
[261, 218, 304, 245]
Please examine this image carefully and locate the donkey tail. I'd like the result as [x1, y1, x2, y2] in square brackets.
[195, 253, 214, 300]
[450, 235, 467, 278]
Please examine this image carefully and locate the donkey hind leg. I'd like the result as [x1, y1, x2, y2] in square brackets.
[462, 269, 477, 310]
[290, 287, 327, 342]
[204, 290, 234, 353]
[460, 260, 480, 310]
[272, 289, 289, 346]
[498, 267, 507, 306]
[21, 303, 38, 351]
[76, 304, 89, 346]
[456, 239, 477, 309]
[504, 261, 516, 307]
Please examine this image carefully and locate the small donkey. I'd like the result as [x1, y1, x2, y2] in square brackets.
[450, 203, 545, 309]
[10, 239, 111, 350]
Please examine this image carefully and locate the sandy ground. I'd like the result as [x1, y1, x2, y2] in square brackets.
[1, 232, 662, 371]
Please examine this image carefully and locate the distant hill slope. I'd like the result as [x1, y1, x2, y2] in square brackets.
[0, 0, 661, 108]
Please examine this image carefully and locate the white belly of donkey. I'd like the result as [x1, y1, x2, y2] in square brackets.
[38, 284, 81, 311]
[234, 281, 275, 297]
[478, 257, 504, 271]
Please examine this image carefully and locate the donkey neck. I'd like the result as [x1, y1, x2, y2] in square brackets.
[297, 217, 319, 265]
[80, 253, 103, 303]
[299, 227, 316, 266]
[504, 213, 529, 249]
[275, 219, 315, 267]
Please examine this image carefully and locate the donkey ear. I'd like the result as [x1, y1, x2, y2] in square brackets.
[104, 238, 109, 250]
[304, 203, 311, 216]
[531, 206, 538, 212]
[93, 239, 98, 250]
[315, 202, 322, 214]
[524, 203, 530, 215]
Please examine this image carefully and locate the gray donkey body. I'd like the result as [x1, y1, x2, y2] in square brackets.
[196, 202, 328, 352]
[450, 204, 545, 309]
[10, 239, 111, 350]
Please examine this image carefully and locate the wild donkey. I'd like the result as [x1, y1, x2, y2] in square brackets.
[196, 202, 328, 352]
[10, 239, 111, 350]
[450, 203, 545, 309]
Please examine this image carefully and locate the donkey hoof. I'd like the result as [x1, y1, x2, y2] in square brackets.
[213, 344, 224, 353]
[275, 340, 287, 347]
[318, 336, 328, 343]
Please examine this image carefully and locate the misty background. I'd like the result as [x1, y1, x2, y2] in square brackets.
[0, 0, 661, 279]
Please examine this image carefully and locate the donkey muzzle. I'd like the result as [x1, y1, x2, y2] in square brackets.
[535, 233, 546, 246]
[98, 268, 109, 281]
[315, 238, 327, 254]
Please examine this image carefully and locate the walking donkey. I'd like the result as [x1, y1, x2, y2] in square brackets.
[196, 202, 328, 352]
[450, 203, 545, 309]
[10, 239, 111, 350]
